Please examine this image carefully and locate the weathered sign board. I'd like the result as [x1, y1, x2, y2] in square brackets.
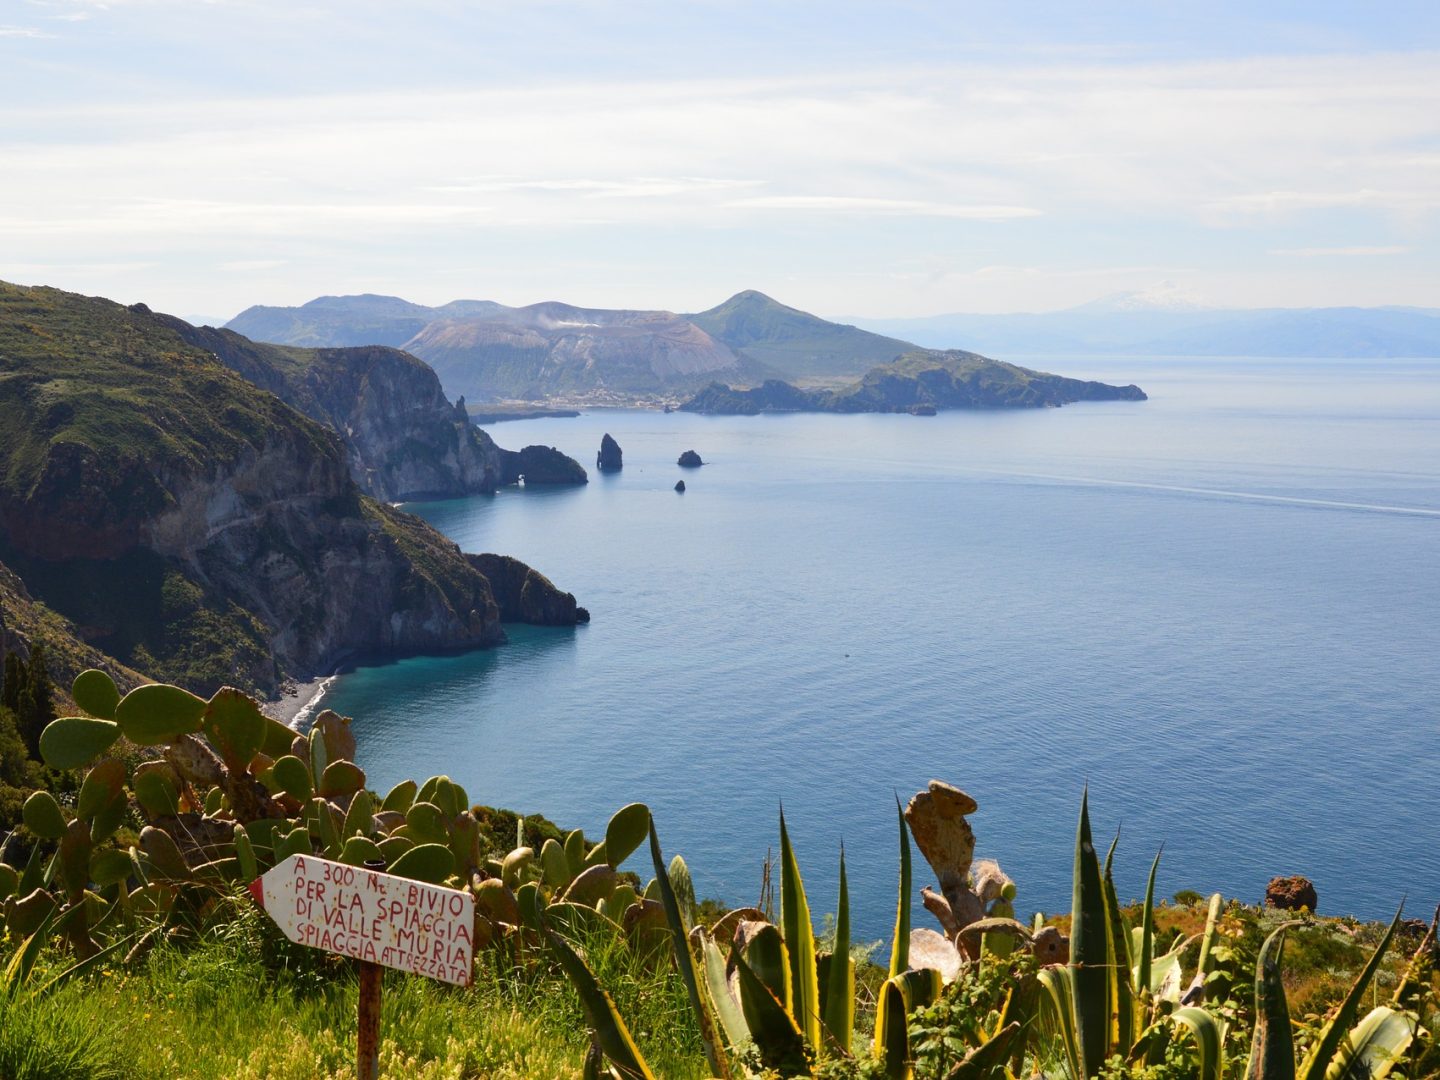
[249, 853, 475, 986]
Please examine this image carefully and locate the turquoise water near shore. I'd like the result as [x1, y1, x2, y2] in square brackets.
[325, 357, 1440, 937]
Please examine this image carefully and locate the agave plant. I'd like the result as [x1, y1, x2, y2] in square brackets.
[1036, 790, 1430, 1080]
[539, 786, 1048, 1080]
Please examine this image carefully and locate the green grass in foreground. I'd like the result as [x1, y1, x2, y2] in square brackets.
[0, 890, 709, 1080]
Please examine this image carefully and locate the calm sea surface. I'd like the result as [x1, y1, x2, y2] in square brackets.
[325, 357, 1440, 938]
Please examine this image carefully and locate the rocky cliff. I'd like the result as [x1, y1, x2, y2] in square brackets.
[161, 320, 589, 501]
[0, 282, 523, 696]
[465, 554, 590, 626]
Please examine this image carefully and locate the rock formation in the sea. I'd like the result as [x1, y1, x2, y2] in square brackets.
[677, 450, 704, 467]
[499, 446, 589, 485]
[465, 554, 590, 626]
[0, 281, 517, 696]
[680, 350, 1147, 415]
[1265, 875, 1318, 912]
[159, 317, 585, 501]
[674, 480, 686, 492]
[597, 434, 623, 471]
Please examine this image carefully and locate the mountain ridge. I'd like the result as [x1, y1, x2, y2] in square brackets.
[227, 290, 920, 401]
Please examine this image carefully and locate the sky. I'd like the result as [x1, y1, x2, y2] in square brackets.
[2, 1, 1439, 320]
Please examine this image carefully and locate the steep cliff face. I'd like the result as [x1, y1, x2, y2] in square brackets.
[465, 554, 589, 626]
[163, 322, 509, 501]
[0, 282, 507, 695]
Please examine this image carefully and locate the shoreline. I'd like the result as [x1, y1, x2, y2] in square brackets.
[262, 673, 338, 729]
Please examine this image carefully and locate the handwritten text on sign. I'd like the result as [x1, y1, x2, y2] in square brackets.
[249, 854, 474, 986]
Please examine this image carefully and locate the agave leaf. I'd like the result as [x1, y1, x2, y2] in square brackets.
[890, 795, 912, 978]
[647, 821, 729, 1079]
[877, 977, 911, 1080]
[1169, 1006, 1225, 1080]
[946, 1021, 1023, 1080]
[1245, 923, 1298, 1080]
[745, 923, 793, 1014]
[1153, 934, 1196, 1001]
[1323, 1006, 1416, 1080]
[1071, 789, 1111, 1077]
[733, 944, 810, 1077]
[1135, 847, 1162, 1000]
[701, 931, 751, 1048]
[1297, 907, 1403, 1080]
[1102, 838, 1135, 1057]
[1038, 957, 1083, 1080]
[821, 846, 854, 1056]
[1183, 892, 1223, 1003]
[542, 922, 657, 1080]
[778, 808, 821, 1049]
[1392, 905, 1438, 1011]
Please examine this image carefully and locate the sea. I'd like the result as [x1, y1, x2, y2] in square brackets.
[322, 356, 1440, 939]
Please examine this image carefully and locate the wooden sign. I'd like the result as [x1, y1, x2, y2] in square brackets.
[249, 854, 475, 986]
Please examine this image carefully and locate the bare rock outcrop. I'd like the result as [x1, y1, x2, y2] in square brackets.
[466, 554, 590, 626]
[1265, 875, 1318, 912]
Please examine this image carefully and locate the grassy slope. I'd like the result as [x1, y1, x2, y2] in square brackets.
[688, 290, 915, 379]
[0, 283, 338, 517]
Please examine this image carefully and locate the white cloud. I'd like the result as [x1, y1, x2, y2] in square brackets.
[725, 196, 1042, 220]
[0, 25, 54, 36]
[218, 258, 289, 271]
[1269, 245, 1412, 257]
[3, 49, 1439, 312]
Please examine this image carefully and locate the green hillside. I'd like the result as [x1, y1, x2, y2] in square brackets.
[688, 289, 915, 379]
[0, 282, 506, 695]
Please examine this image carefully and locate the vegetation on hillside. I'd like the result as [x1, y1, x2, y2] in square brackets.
[681, 350, 1147, 415]
[0, 281, 516, 697]
[0, 668, 1434, 1079]
[687, 290, 914, 379]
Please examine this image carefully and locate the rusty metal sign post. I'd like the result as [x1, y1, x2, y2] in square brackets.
[250, 853, 475, 1080]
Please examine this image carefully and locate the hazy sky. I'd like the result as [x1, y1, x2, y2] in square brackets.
[3, 1, 1439, 319]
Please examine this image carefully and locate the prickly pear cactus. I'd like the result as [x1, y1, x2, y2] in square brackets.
[905, 780, 1021, 960]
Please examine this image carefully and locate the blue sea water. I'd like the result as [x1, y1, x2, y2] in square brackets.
[325, 357, 1440, 939]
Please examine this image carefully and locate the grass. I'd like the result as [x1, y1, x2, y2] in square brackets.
[0, 889, 710, 1080]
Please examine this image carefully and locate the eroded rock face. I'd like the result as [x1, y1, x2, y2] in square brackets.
[166, 321, 509, 501]
[466, 554, 589, 626]
[597, 434, 623, 471]
[1265, 875, 1318, 912]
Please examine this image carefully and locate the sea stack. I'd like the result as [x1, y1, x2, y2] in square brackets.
[677, 449, 704, 467]
[597, 433, 623, 471]
[674, 480, 686, 492]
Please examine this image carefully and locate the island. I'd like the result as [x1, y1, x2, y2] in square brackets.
[679, 349, 1146, 415]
